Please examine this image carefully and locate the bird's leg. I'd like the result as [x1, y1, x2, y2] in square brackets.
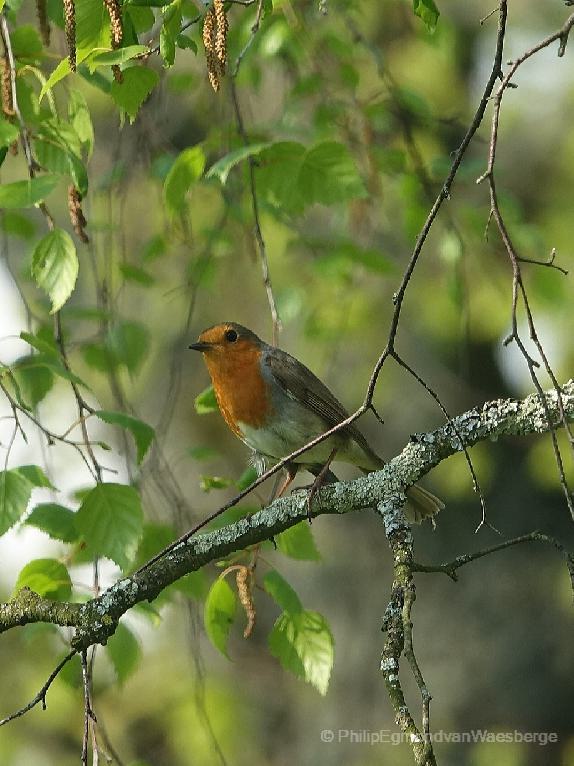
[306, 448, 338, 523]
[275, 462, 299, 499]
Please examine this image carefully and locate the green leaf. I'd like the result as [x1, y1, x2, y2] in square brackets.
[268, 609, 334, 695]
[108, 320, 150, 373]
[204, 577, 237, 657]
[106, 622, 141, 684]
[76, 0, 111, 50]
[68, 89, 94, 156]
[206, 143, 272, 185]
[160, 0, 182, 67]
[0, 118, 19, 147]
[188, 446, 220, 461]
[200, 475, 233, 492]
[76, 483, 143, 568]
[163, 145, 205, 216]
[0, 175, 59, 209]
[40, 58, 73, 100]
[413, 0, 440, 32]
[26, 503, 79, 543]
[34, 139, 88, 196]
[1, 211, 35, 239]
[194, 385, 218, 415]
[10, 25, 43, 58]
[275, 521, 321, 561]
[0, 470, 33, 535]
[300, 142, 367, 205]
[15, 465, 55, 489]
[176, 34, 197, 53]
[110, 66, 159, 123]
[323, 242, 394, 276]
[118, 263, 155, 286]
[87, 44, 149, 70]
[126, 5, 156, 34]
[263, 570, 302, 614]
[11, 357, 54, 408]
[258, 141, 366, 212]
[14, 558, 72, 600]
[95, 410, 155, 464]
[236, 466, 258, 491]
[31, 229, 79, 313]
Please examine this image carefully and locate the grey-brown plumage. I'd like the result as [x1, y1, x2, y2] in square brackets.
[191, 322, 444, 523]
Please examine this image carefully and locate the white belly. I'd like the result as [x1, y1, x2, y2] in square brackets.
[237, 418, 341, 466]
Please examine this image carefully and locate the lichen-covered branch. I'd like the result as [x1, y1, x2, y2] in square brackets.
[0, 381, 571, 651]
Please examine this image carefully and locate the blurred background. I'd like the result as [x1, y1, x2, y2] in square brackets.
[0, 0, 573, 764]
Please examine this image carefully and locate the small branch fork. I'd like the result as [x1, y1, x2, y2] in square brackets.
[476, 8, 574, 520]
[379, 506, 574, 766]
[0, 650, 76, 726]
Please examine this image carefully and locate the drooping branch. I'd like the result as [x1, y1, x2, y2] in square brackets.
[0, 381, 572, 651]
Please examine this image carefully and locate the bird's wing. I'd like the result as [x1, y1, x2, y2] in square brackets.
[265, 348, 382, 466]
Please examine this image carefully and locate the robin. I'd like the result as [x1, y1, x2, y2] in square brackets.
[189, 322, 443, 523]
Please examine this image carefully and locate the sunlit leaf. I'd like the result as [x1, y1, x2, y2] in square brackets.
[275, 522, 321, 561]
[0, 175, 59, 209]
[110, 66, 159, 122]
[95, 410, 155, 463]
[163, 145, 205, 216]
[76, 483, 143, 568]
[268, 609, 334, 695]
[194, 385, 219, 415]
[204, 577, 237, 657]
[14, 465, 55, 489]
[26, 503, 79, 543]
[413, 0, 440, 32]
[106, 622, 142, 684]
[206, 143, 272, 185]
[14, 559, 72, 600]
[263, 570, 303, 614]
[31, 229, 79, 313]
[0, 470, 33, 535]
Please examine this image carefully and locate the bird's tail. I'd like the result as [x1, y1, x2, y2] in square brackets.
[405, 484, 444, 524]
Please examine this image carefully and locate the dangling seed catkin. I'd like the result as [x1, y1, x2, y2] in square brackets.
[103, 0, 123, 48]
[36, 0, 50, 47]
[214, 0, 228, 74]
[68, 185, 89, 243]
[63, 0, 76, 72]
[1, 56, 14, 117]
[203, 8, 219, 92]
[236, 566, 256, 638]
[203, 1, 228, 93]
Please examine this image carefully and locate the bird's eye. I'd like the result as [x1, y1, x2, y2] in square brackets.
[225, 329, 238, 343]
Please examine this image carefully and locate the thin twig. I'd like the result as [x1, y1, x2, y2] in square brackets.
[476, 7, 574, 520]
[230, 0, 282, 344]
[0, 651, 76, 726]
[412, 531, 574, 590]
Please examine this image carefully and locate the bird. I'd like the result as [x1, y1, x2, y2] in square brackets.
[189, 322, 443, 523]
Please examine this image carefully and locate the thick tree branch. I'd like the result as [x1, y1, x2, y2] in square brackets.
[0, 382, 572, 650]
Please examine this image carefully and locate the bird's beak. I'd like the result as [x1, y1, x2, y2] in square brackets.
[189, 341, 212, 352]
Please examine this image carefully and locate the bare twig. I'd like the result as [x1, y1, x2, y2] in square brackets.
[476, 8, 574, 520]
[0, 651, 76, 726]
[412, 531, 574, 589]
[230, 0, 282, 344]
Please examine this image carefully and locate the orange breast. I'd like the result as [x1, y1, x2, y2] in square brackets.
[204, 348, 272, 437]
